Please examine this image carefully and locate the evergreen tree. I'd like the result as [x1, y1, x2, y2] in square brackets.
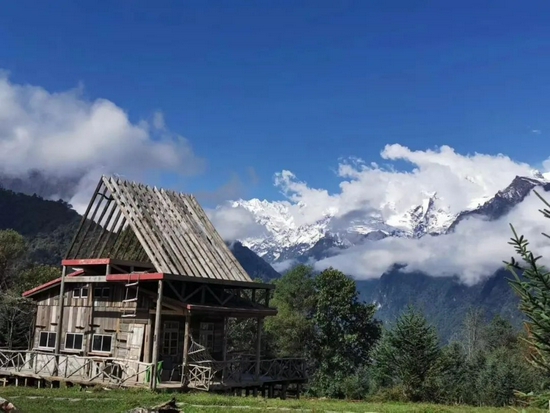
[264, 265, 316, 358]
[372, 306, 440, 401]
[506, 190, 550, 373]
[310, 268, 381, 398]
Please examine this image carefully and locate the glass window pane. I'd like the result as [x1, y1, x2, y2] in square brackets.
[39, 332, 47, 347]
[48, 333, 56, 348]
[102, 336, 112, 352]
[92, 335, 102, 351]
[81, 288, 88, 297]
[75, 334, 83, 350]
[66, 334, 74, 349]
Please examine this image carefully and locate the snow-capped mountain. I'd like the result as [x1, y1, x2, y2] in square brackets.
[229, 173, 550, 265]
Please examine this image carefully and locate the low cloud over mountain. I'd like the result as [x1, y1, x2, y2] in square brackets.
[210, 146, 550, 285]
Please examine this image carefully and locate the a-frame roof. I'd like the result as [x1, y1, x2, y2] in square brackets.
[65, 175, 252, 283]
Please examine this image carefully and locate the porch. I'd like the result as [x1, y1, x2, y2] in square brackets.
[0, 349, 307, 391]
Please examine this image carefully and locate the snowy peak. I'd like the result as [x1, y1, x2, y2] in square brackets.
[387, 192, 456, 237]
[230, 175, 549, 264]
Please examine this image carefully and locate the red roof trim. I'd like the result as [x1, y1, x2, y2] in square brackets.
[62, 258, 111, 266]
[22, 270, 85, 298]
[22, 271, 165, 298]
[105, 273, 164, 282]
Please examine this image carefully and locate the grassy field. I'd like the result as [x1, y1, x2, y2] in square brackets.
[0, 386, 543, 413]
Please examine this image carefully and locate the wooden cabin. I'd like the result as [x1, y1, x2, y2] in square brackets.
[0, 176, 306, 394]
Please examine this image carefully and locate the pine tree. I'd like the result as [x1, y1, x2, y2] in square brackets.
[372, 306, 440, 401]
[506, 190, 550, 373]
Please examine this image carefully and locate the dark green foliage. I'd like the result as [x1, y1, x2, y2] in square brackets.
[0, 229, 27, 290]
[506, 193, 550, 373]
[0, 188, 80, 266]
[310, 268, 381, 398]
[372, 307, 440, 401]
[357, 268, 523, 344]
[264, 265, 316, 358]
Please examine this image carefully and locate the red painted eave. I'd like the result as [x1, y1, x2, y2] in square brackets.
[22, 270, 85, 298]
[105, 273, 165, 282]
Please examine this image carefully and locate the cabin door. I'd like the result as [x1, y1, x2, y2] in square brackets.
[127, 324, 145, 361]
[160, 321, 181, 381]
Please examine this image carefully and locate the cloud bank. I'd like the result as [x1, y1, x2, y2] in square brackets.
[213, 145, 550, 285]
[0, 73, 205, 211]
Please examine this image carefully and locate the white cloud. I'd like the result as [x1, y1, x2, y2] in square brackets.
[314, 191, 550, 285]
[0, 73, 205, 211]
[274, 144, 533, 227]
[272, 259, 297, 273]
[207, 204, 267, 242]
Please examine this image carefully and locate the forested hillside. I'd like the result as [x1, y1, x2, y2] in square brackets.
[0, 189, 80, 265]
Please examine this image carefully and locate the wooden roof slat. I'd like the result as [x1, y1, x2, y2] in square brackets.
[103, 177, 172, 272]
[186, 194, 251, 281]
[178, 192, 245, 281]
[163, 187, 224, 279]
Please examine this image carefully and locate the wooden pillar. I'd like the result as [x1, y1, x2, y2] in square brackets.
[181, 313, 191, 385]
[222, 317, 228, 361]
[54, 266, 68, 355]
[150, 280, 163, 390]
[53, 265, 68, 376]
[254, 317, 262, 381]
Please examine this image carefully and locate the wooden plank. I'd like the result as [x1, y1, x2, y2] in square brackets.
[111, 179, 169, 268]
[182, 194, 242, 281]
[103, 178, 169, 272]
[151, 187, 205, 278]
[188, 194, 251, 282]
[106, 273, 164, 282]
[172, 192, 236, 280]
[64, 276, 107, 283]
[160, 189, 225, 280]
[151, 280, 163, 390]
[133, 184, 187, 275]
[65, 178, 104, 259]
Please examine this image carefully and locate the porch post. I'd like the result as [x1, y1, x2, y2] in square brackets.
[222, 316, 228, 361]
[150, 280, 163, 390]
[54, 265, 67, 356]
[53, 265, 68, 375]
[181, 313, 191, 385]
[254, 317, 262, 381]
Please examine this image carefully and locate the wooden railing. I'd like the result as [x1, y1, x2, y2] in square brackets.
[187, 357, 307, 390]
[0, 349, 153, 387]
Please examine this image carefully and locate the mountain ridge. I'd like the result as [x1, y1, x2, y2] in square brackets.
[229, 173, 550, 267]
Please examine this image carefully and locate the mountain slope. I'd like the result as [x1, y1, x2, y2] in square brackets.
[356, 268, 522, 342]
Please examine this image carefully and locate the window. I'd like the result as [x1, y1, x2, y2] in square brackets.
[93, 287, 110, 299]
[91, 334, 112, 353]
[73, 286, 88, 298]
[162, 322, 179, 356]
[38, 331, 56, 350]
[64, 333, 84, 351]
[199, 322, 214, 352]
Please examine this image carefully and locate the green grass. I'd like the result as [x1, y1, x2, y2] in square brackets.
[0, 386, 543, 413]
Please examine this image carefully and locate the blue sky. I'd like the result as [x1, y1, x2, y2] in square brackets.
[2, 1, 550, 204]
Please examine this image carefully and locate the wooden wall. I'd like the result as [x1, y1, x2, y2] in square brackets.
[32, 283, 151, 360]
[31, 283, 227, 367]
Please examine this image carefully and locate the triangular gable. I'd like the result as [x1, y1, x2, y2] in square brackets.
[66, 176, 252, 283]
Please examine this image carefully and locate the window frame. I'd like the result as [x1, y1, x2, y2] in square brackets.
[93, 287, 110, 299]
[64, 332, 84, 352]
[73, 286, 89, 299]
[91, 334, 113, 354]
[199, 322, 215, 352]
[38, 331, 56, 351]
